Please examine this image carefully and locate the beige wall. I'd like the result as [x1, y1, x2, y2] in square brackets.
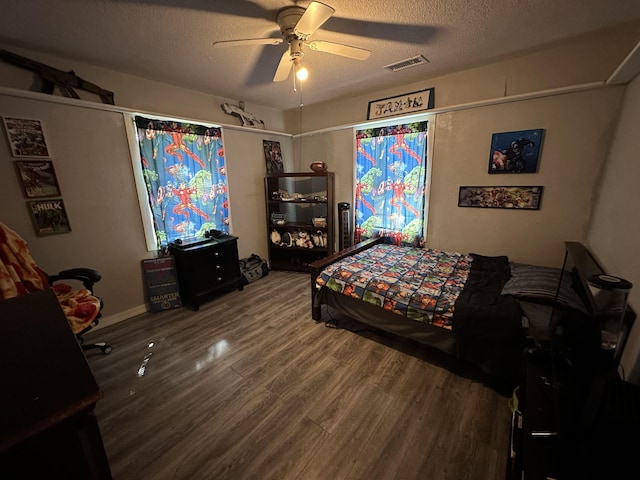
[428, 87, 624, 266]
[588, 74, 640, 382]
[291, 86, 624, 267]
[0, 44, 286, 133]
[224, 128, 295, 256]
[292, 128, 354, 252]
[0, 95, 150, 323]
[285, 20, 640, 134]
[0, 60, 292, 327]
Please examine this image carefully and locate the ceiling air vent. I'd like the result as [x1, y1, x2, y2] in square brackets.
[384, 55, 429, 72]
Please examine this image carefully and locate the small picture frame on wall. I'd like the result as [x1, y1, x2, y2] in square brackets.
[458, 186, 543, 210]
[27, 199, 72, 236]
[263, 140, 284, 173]
[15, 160, 61, 198]
[488, 128, 544, 174]
[2, 117, 50, 158]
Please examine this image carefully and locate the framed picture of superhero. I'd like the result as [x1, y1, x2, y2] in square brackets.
[2, 117, 50, 158]
[27, 198, 72, 236]
[488, 128, 544, 174]
[263, 140, 284, 173]
[15, 160, 61, 198]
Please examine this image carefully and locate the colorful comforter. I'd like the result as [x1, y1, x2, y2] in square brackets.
[0, 222, 101, 334]
[316, 244, 473, 329]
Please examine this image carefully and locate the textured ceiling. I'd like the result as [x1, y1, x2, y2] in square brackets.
[1, 0, 640, 110]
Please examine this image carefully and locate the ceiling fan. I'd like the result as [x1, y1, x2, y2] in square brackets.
[213, 1, 371, 83]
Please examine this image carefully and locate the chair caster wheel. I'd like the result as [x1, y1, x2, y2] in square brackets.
[101, 345, 113, 354]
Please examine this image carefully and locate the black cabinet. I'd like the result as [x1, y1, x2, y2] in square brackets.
[508, 348, 577, 480]
[265, 172, 335, 272]
[509, 347, 640, 480]
[168, 235, 243, 310]
[508, 242, 638, 480]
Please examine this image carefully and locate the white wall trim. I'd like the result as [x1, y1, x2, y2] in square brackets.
[607, 39, 640, 85]
[294, 81, 606, 138]
[0, 86, 292, 137]
[2, 81, 606, 139]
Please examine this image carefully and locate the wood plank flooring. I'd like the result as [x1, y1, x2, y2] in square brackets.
[83, 270, 513, 480]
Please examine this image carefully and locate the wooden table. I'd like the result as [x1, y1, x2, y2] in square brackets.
[0, 289, 112, 479]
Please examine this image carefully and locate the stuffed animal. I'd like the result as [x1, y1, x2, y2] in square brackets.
[281, 231, 293, 247]
[297, 231, 314, 248]
[312, 230, 325, 247]
[270, 229, 281, 245]
[311, 232, 320, 247]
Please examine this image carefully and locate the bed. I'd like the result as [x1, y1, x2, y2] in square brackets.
[308, 237, 601, 379]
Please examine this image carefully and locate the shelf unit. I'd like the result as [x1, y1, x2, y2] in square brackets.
[265, 172, 334, 272]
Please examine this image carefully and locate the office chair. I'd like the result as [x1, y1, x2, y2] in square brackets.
[0, 221, 112, 354]
[49, 268, 112, 354]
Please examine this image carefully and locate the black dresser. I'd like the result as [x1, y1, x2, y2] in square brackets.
[168, 235, 243, 310]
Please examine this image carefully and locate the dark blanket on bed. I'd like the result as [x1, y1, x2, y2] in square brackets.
[453, 253, 525, 378]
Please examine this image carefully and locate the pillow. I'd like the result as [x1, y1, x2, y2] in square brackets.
[501, 263, 587, 313]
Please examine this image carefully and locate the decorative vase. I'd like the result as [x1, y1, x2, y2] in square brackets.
[310, 161, 328, 173]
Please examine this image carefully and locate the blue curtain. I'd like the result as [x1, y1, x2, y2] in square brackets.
[355, 122, 428, 246]
[134, 116, 229, 248]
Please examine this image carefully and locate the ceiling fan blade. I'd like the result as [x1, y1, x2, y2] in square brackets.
[294, 1, 335, 39]
[273, 50, 293, 82]
[213, 38, 283, 48]
[306, 40, 371, 60]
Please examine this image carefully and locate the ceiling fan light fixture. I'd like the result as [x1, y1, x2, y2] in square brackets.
[296, 65, 309, 81]
[215, 2, 370, 84]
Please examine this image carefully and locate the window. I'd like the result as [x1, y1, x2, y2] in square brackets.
[132, 116, 230, 250]
[354, 121, 429, 246]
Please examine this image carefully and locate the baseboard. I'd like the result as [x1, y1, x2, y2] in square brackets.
[91, 304, 148, 331]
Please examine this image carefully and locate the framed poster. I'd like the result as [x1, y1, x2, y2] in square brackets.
[367, 88, 435, 120]
[488, 129, 544, 173]
[15, 160, 61, 198]
[2, 117, 50, 158]
[263, 140, 284, 173]
[458, 186, 543, 210]
[27, 199, 72, 236]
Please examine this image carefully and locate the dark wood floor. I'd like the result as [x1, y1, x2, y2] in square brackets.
[84, 270, 512, 480]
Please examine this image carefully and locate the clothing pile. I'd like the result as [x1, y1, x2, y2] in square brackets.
[0, 222, 101, 334]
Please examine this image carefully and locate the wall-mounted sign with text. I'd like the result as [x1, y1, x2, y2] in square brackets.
[366, 88, 435, 120]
